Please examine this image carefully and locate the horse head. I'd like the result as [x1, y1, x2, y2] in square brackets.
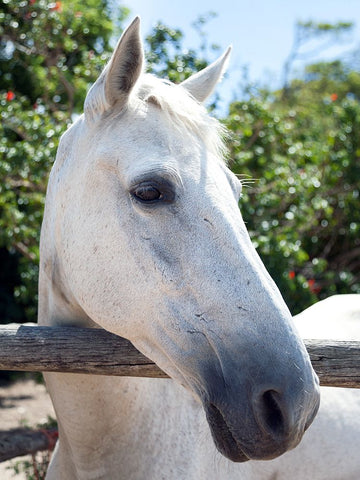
[40, 17, 320, 463]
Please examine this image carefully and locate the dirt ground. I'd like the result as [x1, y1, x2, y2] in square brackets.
[0, 377, 56, 479]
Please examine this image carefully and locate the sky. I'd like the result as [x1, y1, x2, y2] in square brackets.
[121, 0, 360, 112]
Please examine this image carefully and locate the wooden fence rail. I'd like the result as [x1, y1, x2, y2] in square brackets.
[0, 428, 58, 462]
[0, 324, 360, 388]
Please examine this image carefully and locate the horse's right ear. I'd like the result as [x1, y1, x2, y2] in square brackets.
[84, 17, 143, 120]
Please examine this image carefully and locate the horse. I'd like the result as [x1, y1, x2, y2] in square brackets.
[38, 17, 325, 479]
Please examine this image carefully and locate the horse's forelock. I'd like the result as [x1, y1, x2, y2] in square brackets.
[135, 74, 228, 161]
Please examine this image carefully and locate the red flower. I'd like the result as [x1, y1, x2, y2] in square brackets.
[50, 2, 62, 11]
[307, 278, 321, 294]
[6, 91, 15, 101]
[288, 271, 295, 280]
[330, 93, 338, 102]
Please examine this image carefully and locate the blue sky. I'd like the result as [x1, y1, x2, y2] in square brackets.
[122, 0, 360, 111]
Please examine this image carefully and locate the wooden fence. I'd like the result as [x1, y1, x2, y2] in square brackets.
[1, 324, 360, 388]
[0, 323, 360, 462]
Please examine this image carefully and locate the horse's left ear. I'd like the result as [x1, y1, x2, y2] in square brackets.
[180, 46, 232, 103]
[84, 17, 143, 119]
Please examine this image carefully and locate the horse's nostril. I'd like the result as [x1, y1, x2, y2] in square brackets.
[256, 389, 285, 437]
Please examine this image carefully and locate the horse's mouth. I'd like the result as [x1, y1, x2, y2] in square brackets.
[205, 403, 249, 463]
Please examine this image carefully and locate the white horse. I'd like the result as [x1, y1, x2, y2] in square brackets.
[38, 17, 359, 479]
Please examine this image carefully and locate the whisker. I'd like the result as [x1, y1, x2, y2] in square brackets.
[240, 180, 256, 186]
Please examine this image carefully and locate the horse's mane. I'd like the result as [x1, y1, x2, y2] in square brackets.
[135, 74, 228, 160]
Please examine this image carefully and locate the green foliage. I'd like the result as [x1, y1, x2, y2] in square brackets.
[0, 0, 115, 112]
[145, 15, 218, 83]
[0, 94, 65, 321]
[282, 20, 354, 93]
[296, 20, 353, 36]
[0, 0, 126, 322]
[226, 61, 360, 313]
[9, 454, 48, 480]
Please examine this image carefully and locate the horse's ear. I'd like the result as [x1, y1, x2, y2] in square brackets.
[181, 46, 232, 103]
[84, 17, 143, 119]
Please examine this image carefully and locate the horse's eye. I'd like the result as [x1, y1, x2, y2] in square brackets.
[130, 178, 176, 206]
[132, 184, 162, 203]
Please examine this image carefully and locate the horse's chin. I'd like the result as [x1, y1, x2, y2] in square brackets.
[205, 403, 249, 463]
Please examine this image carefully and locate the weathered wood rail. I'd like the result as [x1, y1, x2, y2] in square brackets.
[0, 427, 58, 462]
[0, 324, 360, 388]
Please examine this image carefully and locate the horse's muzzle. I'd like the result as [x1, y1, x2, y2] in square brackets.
[203, 377, 320, 462]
